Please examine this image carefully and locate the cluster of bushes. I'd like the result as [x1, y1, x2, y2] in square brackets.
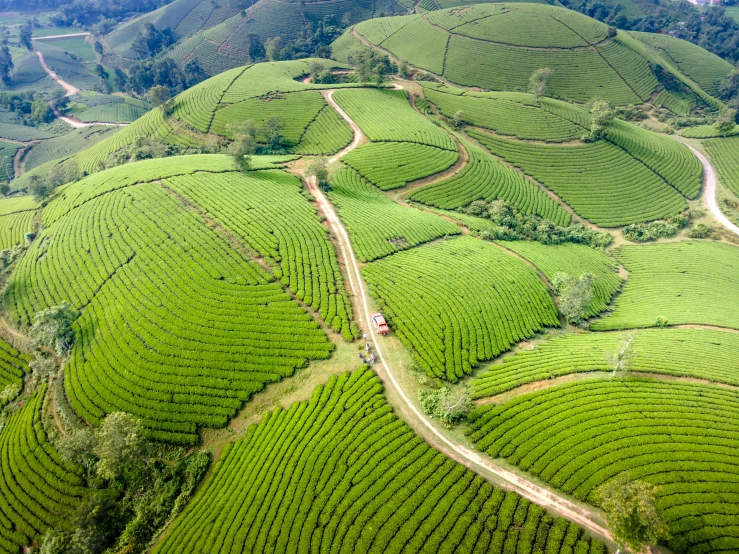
[467, 200, 612, 248]
[622, 212, 690, 242]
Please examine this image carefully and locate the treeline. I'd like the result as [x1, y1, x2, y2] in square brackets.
[0, 0, 170, 25]
[561, 0, 739, 64]
[123, 17, 346, 97]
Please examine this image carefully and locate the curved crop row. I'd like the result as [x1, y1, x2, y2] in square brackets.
[328, 168, 460, 261]
[293, 105, 353, 155]
[211, 91, 327, 145]
[705, 136, 739, 196]
[173, 65, 247, 133]
[0, 336, 29, 396]
[342, 142, 458, 190]
[469, 129, 687, 226]
[0, 210, 33, 250]
[472, 327, 739, 398]
[166, 170, 354, 338]
[592, 241, 739, 331]
[410, 142, 570, 225]
[423, 86, 586, 142]
[332, 88, 456, 150]
[154, 368, 606, 554]
[499, 241, 623, 318]
[8, 168, 339, 442]
[467, 378, 739, 554]
[363, 236, 559, 381]
[0, 385, 88, 552]
[606, 120, 702, 198]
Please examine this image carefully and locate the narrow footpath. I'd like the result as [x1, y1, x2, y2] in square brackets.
[309, 89, 614, 543]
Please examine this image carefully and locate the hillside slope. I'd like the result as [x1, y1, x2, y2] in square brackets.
[346, 3, 729, 107]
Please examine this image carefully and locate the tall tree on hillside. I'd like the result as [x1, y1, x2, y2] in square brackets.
[529, 67, 553, 100]
[19, 20, 32, 50]
[265, 36, 283, 61]
[610, 334, 635, 377]
[596, 474, 669, 554]
[552, 271, 595, 325]
[350, 50, 392, 85]
[715, 108, 737, 138]
[148, 84, 170, 107]
[589, 99, 614, 139]
[0, 44, 13, 86]
[227, 120, 257, 172]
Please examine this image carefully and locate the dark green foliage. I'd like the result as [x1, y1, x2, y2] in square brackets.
[467, 200, 612, 248]
[622, 213, 690, 242]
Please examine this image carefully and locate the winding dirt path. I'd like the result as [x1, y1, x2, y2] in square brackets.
[35, 50, 128, 129]
[685, 143, 739, 238]
[36, 50, 79, 97]
[309, 91, 613, 543]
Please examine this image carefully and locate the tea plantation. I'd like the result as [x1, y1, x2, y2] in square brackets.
[154, 368, 606, 554]
[592, 242, 739, 331]
[0, 5, 738, 553]
[468, 379, 739, 554]
[363, 236, 559, 381]
[472, 328, 739, 398]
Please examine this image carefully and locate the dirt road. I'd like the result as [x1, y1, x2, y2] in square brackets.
[32, 32, 90, 41]
[309, 89, 613, 543]
[686, 144, 739, 238]
[35, 50, 79, 97]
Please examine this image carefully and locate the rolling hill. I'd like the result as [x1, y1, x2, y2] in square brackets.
[2, 4, 739, 553]
[344, 3, 731, 107]
[106, 0, 410, 76]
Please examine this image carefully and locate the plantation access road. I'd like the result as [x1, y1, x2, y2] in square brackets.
[35, 50, 79, 97]
[311, 89, 614, 544]
[686, 143, 739, 238]
[32, 32, 91, 41]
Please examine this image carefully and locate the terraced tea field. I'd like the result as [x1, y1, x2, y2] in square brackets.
[328, 168, 460, 261]
[154, 368, 606, 554]
[0, 385, 89, 552]
[592, 241, 739, 331]
[472, 328, 739, 398]
[468, 379, 739, 554]
[469, 129, 691, 227]
[6, 156, 355, 443]
[363, 236, 559, 381]
[410, 142, 570, 225]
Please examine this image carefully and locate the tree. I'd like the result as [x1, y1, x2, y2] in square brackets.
[227, 120, 257, 171]
[655, 315, 669, 328]
[349, 50, 392, 85]
[93, 41, 104, 56]
[94, 412, 147, 482]
[595, 474, 669, 553]
[30, 97, 54, 124]
[453, 110, 464, 129]
[31, 301, 78, 356]
[398, 61, 410, 79]
[264, 117, 285, 153]
[131, 24, 175, 58]
[589, 99, 614, 139]
[714, 108, 737, 138]
[19, 20, 32, 50]
[418, 386, 471, 426]
[265, 36, 283, 61]
[29, 354, 57, 384]
[307, 157, 329, 190]
[58, 426, 98, 475]
[529, 67, 553, 100]
[28, 175, 50, 202]
[0, 45, 14, 87]
[148, 84, 170, 107]
[610, 334, 635, 377]
[551, 271, 596, 325]
[308, 61, 335, 84]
